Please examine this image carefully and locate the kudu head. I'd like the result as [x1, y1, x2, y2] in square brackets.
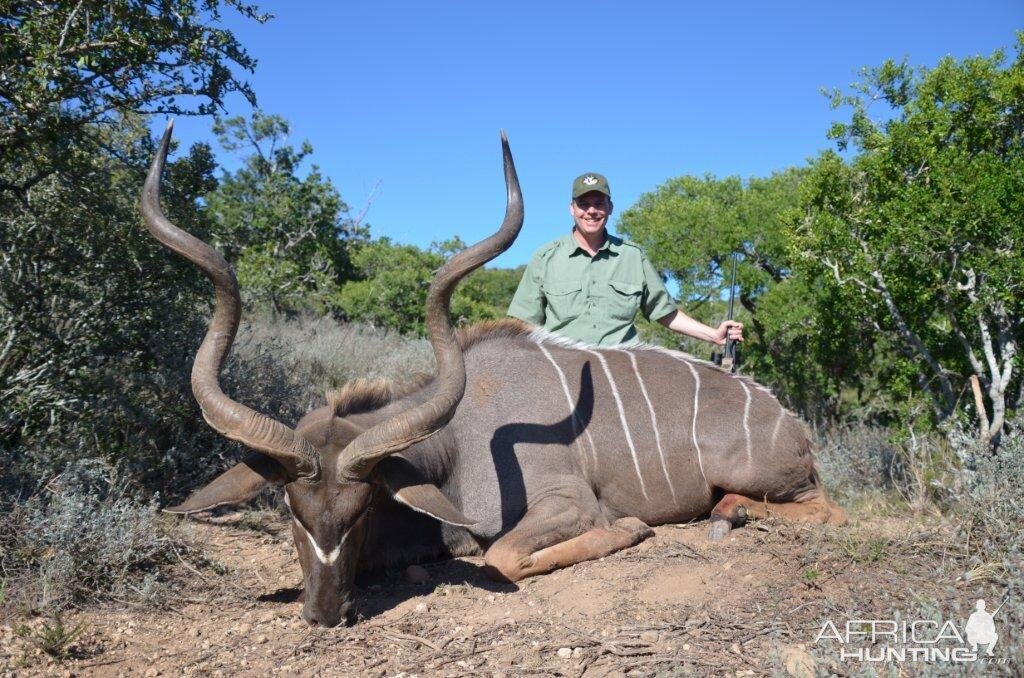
[142, 122, 523, 626]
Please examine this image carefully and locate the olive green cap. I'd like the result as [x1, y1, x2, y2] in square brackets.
[571, 172, 611, 200]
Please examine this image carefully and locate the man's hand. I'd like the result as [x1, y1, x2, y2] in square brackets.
[713, 320, 744, 346]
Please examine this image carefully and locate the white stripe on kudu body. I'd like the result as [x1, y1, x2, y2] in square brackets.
[657, 353, 709, 488]
[682, 359, 709, 487]
[771, 408, 786, 449]
[537, 342, 598, 471]
[585, 349, 649, 500]
[618, 349, 677, 505]
[740, 380, 753, 467]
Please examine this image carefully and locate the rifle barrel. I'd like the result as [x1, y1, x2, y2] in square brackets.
[726, 255, 737, 320]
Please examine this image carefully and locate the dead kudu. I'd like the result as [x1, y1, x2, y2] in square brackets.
[142, 124, 844, 627]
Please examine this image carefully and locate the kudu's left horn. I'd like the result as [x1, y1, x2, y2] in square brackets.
[337, 131, 524, 480]
[141, 121, 321, 481]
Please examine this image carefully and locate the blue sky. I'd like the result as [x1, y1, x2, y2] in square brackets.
[166, 1, 1022, 269]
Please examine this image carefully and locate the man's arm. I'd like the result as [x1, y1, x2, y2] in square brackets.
[638, 253, 743, 345]
[658, 310, 743, 346]
[507, 255, 546, 325]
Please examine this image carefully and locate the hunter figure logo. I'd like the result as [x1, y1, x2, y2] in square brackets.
[582, 175, 598, 185]
[815, 598, 1007, 664]
[965, 599, 998, 656]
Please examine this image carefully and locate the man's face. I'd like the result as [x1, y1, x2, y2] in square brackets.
[569, 191, 612, 238]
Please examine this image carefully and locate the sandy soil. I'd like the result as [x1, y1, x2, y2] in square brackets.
[1, 511, 975, 677]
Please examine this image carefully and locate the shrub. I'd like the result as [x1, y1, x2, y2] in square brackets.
[0, 460, 187, 613]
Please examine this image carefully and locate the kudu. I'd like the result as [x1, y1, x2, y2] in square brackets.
[143, 123, 844, 627]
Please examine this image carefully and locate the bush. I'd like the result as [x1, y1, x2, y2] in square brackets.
[0, 460, 187, 613]
[0, 118, 219, 495]
[234, 314, 434, 392]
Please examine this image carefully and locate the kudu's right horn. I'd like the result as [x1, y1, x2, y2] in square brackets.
[336, 131, 524, 480]
[141, 121, 321, 481]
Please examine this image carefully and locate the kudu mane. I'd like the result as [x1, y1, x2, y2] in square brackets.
[327, 319, 536, 418]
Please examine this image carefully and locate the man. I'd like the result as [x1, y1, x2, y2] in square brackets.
[507, 172, 743, 348]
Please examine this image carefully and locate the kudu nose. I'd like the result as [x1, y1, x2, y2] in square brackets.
[301, 601, 355, 628]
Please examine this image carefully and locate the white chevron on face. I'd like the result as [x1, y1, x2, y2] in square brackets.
[585, 349, 648, 500]
[285, 493, 352, 566]
[618, 348, 677, 505]
[537, 341, 597, 471]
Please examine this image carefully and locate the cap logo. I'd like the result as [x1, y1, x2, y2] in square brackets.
[582, 175, 598, 185]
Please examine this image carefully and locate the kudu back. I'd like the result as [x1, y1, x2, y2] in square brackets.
[143, 126, 843, 627]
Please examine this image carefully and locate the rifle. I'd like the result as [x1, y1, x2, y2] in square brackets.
[711, 254, 739, 372]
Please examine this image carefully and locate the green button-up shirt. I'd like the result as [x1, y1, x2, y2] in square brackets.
[507, 231, 678, 346]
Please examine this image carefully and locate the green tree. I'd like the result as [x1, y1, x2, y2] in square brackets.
[0, 0, 266, 197]
[0, 1, 272, 494]
[796, 38, 1024, 445]
[337, 238, 441, 335]
[0, 117, 222, 488]
[619, 170, 869, 422]
[338, 236, 522, 336]
[206, 112, 364, 314]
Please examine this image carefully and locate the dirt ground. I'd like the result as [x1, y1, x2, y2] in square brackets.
[1, 509, 995, 677]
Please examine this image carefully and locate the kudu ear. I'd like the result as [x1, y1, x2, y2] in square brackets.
[377, 457, 477, 528]
[165, 453, 289, 515]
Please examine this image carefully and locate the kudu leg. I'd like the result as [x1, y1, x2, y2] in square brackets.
[483, 503, 653, 582]
[707, 492, 846, 541]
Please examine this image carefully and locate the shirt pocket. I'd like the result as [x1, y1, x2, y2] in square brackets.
[542, 280, 583, 324]
[605, 279, 642, 321]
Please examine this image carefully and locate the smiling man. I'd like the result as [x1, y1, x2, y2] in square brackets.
[508, 172, 743, 347]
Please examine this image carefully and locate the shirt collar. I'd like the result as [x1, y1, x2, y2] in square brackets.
[566, 228, 618, 257]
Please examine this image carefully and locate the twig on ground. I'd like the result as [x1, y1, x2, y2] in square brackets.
[383, 630, 442, 651]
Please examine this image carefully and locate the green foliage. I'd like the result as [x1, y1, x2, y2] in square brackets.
[337, 236, 522, 336]
[206, 112, 364, 314]
[619, 169, 869, 421]
[337, 237, 441, 335]
[452, 264, 524, 327]
[0, 116, 229, 490]
[0, 2, 285, 494]
[0, 0, 266, 197]
[796, 37, 1024, 439]
[13, 614, 88, 660]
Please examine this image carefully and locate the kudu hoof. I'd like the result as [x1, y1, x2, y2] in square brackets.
[707, 519, 732, 541]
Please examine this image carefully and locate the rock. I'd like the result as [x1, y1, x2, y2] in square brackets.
[144, 669, 160, 678]
[782, 646, 816, 678]
[640, 630, 660, 643]
[683, 643, 691, 651]
[236, 622, 252, 635]
[256, 634, 269, 644]
[405, 565, 430, 584]
[414, 602, 429, 613]
[572, 647, 583, 658]
[556, 647, 573, 659]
